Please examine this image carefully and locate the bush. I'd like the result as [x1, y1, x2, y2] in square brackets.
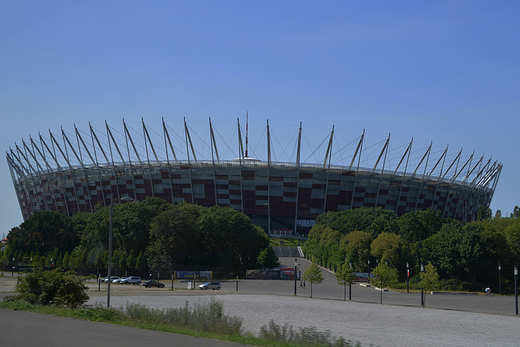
[259, 319, 361, 347]
[125, 297, 242, 335]
[3, 269, 89, 308]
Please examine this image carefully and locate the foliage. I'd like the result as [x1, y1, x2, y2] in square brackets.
[257, 247, 280, 269]
[370, 263, 398, 289]
[335, 261, 356, 287]
[303, 263, 324, 298]
[370, 232, 407, 276]
[125, 298, 242, 335]
[420, 262, 440, 291]
[259, 319, 361, 347]
[3, 269, 88, 308]
[147, 203, 269, 273]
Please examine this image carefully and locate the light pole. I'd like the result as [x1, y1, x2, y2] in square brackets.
[515, 265, 518, 316]
[294, 258, 297, 296]
[498, 264, 501, 295]
[107, 196, 134, 308]
[367, 259, 370, 283]
[349, 261, 353, 301]
[420, 263, 425, 307]
[406, 262, 410, 293]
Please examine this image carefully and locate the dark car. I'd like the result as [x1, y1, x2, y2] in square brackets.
[143, 280, 165, 288]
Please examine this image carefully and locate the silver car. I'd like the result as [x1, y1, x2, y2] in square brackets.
[198, 281, 221, 290]
[121, 276, 142, 285]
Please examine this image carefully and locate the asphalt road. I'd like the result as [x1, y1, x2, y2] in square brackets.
[1, 257, 519, 347]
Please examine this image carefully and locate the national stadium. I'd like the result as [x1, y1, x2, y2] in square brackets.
[6, 118, 502, 235]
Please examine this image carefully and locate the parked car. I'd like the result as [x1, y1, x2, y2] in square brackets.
[198, 281, 221, 290]
[143, 280, 165, 288]
[102, 276, 119, 283]
[121, 276, 142, 285]
[114, 277, 127, 284]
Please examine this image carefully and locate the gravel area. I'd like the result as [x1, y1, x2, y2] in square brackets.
[88, 294, 519, 347]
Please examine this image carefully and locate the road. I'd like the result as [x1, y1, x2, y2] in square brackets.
[1, 257, 519, 346]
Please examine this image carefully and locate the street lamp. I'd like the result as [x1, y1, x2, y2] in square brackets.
[367, 259, 370, 283]
[406, 262, 410, 293]
[107, 196, 134, 308]
[294, 259, 297, 296]
[421, 263, 425, 307]
[498, 264, 501, 295]
[349, 261, 353, 301]
[515, 265, 518, 316]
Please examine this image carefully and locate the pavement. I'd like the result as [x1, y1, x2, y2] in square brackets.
[1, 258, 519, 346]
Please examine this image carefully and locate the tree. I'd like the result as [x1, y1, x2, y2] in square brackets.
[303, 262, 324, 298]
[258, 247, 280, 269]
[370, 232, 407, 273]
[420, 262, 440, 291]
[335, 261, 356, 301]
[370, 263, 398, 304]
[477, 206, 492, 221]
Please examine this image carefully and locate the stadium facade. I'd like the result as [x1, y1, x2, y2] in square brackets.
[6, 118, 502, 234]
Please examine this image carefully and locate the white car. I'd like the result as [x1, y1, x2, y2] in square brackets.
[113, 277, 126, 283]
[198, 282, 221, 290]
[121, 276, 142, 285]
[102, 276, 119, 283]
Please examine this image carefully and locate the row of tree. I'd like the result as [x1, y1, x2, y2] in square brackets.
[304, 207, 520, 293]
[2, 198, 270, 277]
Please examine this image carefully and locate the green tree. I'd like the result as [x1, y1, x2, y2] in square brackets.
[136, 252, 147, 275]
[420, 262, 440, 291]
[335, 261, 356, 301]
[303, 262, 324, 298]
[370, 263, 398, 304]
[257, 247, 280, 269]
[126, 250, 137, 272]
[370, 232, 407, 278]
[62, 252, 70, 270]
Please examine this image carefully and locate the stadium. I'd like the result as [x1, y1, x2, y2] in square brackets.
[6, 118, 502, 235]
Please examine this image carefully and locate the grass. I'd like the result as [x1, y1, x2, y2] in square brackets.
[269, 237, 302, 248]
[0, 298, 368, 347]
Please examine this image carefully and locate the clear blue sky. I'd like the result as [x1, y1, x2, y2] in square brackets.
[1, 1, 519, 236]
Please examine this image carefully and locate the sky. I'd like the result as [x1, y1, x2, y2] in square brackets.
[1, 1, 519, 236]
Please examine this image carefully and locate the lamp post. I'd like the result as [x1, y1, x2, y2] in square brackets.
[406, 262, 410, 293]
[349, 261, 353, 301]
[294, 258, 297, 296]
[420, 263, 425, 307]
[11, 257, 14, 276]
[367, 259, 370, 283]
[107, 196, 134, 308]
[515, 265, 518, 316]
[498, 264, 501, 295]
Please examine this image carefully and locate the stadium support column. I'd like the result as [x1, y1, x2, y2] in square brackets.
[427, 145, 448, 211]
[441, 149, 462, 218]
[143, 119, 159, 197]
[209, 118, 219, 206]
[323, 126, 334, 214]
[412, 142, 432, 212]
[267, 120, 271, 233]
[375, 134, 390, 208]
[393, 138, 413, 214]
[237, 118, 245, 213]
[74, 125, 95, 213]
[163, 118, 178, 204]
[294, 122, 302, 235]
[349, 130, 364, 209]
[106, 121, 128, 202]
[184, 118, 196, 204]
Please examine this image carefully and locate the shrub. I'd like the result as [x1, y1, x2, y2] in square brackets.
[259, 319, 361, 347]
[125, 297, 242, 335]
[3, 269, 89, 308]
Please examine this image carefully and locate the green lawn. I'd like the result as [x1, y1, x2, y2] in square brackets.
[269, 237, 302, 248]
